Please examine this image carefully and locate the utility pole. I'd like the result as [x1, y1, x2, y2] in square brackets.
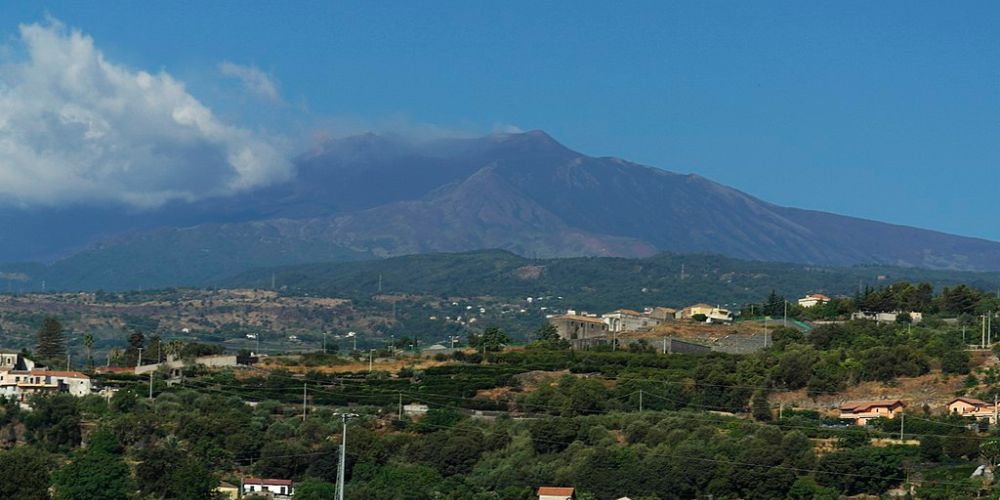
[779, 402, 783, 420]
[639, 389, 643, 412]
[137, 348, 143, 368]
[368, 349, 375, 372]
[335, 413, 358, 500]
[984, 315, 988, 349]
[899, 412, 904, 441]
[302, 383, 307, 420]
[662, 336, 667, 355]
[994, 394, 998, 428]
[398, 392, 403, 420]
[149, 372, 154, 401]
[66, 353, 70, 370]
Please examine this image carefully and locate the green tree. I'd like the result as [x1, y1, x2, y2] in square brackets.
[0, 446, 54, 500]
[36, 317, 66, 364]
[170, 457, 218, 499]
[125, 331, 145, 367]
[941, 349, 970, 375]
[751, 391, 771, 421]
[468, 326, 511, 352]
[26, 394, 81, 452]
[295, 479, 337, 500]
[981, 438, 1000, 466]
[82, 333, 94, 370]
[52, 430, 133, 500]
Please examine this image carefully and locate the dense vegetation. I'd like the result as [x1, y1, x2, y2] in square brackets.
[229, 250, 1000, 312]
[2, 327, 999, 499]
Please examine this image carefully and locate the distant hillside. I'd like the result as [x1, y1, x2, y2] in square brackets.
[5, 129, 1000, 288]
[227, 250, 1000, 312]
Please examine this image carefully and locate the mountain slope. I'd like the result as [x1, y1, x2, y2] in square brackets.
[4, 129, 1000, 290]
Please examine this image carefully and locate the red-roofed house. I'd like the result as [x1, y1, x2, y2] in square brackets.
[839, 400, 905, 425]
[242, 478, 293, 498]
[947, 397, 997, 423]
[0, 369, 91, 401]
[798, 293, 831, 308]
[538, 486, 575, 500]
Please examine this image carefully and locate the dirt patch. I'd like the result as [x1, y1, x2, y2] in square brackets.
[255, 356, 452, 375]
[770, 371, 965, 416]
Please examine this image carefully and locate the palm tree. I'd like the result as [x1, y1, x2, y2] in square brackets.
[108, 347, 122, 368]
[83, 333, 94, 370]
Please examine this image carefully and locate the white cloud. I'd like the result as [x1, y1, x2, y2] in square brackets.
[219, 61, 280, 101]
[0, 20, 293, 209]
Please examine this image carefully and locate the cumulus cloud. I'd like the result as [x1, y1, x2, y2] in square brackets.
[218, 61, 281, 101]
[0, 21, 293, 208]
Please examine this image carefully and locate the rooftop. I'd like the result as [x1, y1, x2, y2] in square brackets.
[841, 400, 905, 412]
[243, 478, 293, 487]
[537, 486, 575, 496]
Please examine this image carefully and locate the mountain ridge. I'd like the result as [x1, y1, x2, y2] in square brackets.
[2, 129, 1000, 290]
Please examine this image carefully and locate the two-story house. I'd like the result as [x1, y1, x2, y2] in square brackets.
[839, 400, 906, 425]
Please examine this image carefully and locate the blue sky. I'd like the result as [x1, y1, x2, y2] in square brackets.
[2, 2, 998, 239]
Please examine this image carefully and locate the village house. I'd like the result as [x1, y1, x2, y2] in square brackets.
[537, 486, 575, 500]
[677, 303, 715, 319]
[839, 400, 906, 425]
[0, 369, 92, 402]
[215, 481, 239, 499]
[947, 397, 997, 423]
[851, 311, 923, 324]
[0, 350, 36, 371]
[242, 478, 293, 499]
[797, 293, 831, 308]
[648, 307, 677, 322]
[602, 309, 661, 333]
[549, 314, 609, 341]
[677, 304, 733, 323]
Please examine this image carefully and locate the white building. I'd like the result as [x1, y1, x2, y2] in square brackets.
[602, 309, 661, 333]
[797, 293, 831, 308]
[0, 370, 92, 402]
[242, 478, 293, 498]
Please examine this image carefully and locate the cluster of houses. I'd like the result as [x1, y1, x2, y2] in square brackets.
[547, 303, 735, 348]
[838, 397, 998, 426]
[0, 350, 92, 404]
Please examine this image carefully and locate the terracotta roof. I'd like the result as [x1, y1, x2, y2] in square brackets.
[243, 478, 293, 487]
[840, 400, 905, 412]
[537, 486, 575, 496]
[653, 307, 677, 313]
[31, 370, 89, 379]
[802, 293, 831, 301]
[948, 397, 990, 407]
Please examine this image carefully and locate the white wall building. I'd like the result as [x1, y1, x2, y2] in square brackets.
[242, 478, 293, 498]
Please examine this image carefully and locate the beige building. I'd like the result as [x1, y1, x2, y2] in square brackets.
[678, 303, 715, 319]
[549, 315, 609, 341]
[947, 397, 997, 423]
[839, 400, 905, 425]
[649, 307, 677, 322]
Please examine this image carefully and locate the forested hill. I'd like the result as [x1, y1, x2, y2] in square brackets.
[227, 250, 1000, 311]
